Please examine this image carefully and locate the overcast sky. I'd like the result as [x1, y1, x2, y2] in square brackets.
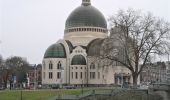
[0, 0, 170, 64]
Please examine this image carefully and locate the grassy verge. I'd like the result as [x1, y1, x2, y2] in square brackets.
[0, 89, 82, 100]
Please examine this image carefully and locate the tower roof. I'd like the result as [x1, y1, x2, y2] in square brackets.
[44, 43, 66, 58]
[65, 0, 107, 30]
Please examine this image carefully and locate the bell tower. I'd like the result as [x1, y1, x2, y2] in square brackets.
[82, 0, 91, 6]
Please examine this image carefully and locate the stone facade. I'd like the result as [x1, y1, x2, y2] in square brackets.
[141, 62, 167, 84]
[27, 64, 42, 88]
[165, 61, 170, 84]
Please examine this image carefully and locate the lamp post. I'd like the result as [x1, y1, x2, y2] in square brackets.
[81, 80, 83, 94]
[20, 81, 23, 100]
[60, 79, 62, 89]
[34, 64, 36, 89]
[121, 69, 123, 88]
[20, 87, 23, 100]
[121, 73, 123, 88]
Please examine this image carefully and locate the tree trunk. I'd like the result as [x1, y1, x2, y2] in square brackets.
[3, 79, 7, 88]
[3, 72, 9, 89]
[132, 73, 138, 87]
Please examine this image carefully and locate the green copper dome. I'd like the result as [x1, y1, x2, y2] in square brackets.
[87, 38, 104, 56]
[44, 43, 66, 58]
[65, 4, 107, 29]
[71, 55, 86, 65]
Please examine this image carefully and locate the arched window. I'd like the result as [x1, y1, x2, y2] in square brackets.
[90, 63, 95, 69]
[49, 72, 53, 79]
[49, 61, 53, 70]
[57, 61, 62, 69]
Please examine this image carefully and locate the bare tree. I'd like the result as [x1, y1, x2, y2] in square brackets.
[0, 55, 2, 65]
[5, 56, 29, 88]
[0, 55, 3, 86]
[6, 57, 29, 78]
[0, 55, 9, 88]
[102, 9, 170, 85]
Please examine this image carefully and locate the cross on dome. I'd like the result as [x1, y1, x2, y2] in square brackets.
[82, 0, 91, 6]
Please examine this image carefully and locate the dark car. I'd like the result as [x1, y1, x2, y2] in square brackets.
[63, 85, 76, 89]
[51, 84, 60, 89]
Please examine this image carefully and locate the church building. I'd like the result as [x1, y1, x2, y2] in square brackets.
[42, 0, 136, 87]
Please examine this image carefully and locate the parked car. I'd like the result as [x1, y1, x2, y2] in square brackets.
[63, 85, 76, 89]
[51, 84, 60, 89]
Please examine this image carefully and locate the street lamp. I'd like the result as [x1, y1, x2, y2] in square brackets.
[121, 69, 123, 88]
[34, 64, 36, 89]
[121, 73, 123, 88]
[20, 87, 23, 100]
[81, 80, 83, 94]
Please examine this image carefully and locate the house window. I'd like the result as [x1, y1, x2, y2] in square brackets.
[75, 72, 78, 79]
[80, 72, 83, 79]
[57, 72, 61, 79]
[49, 61, 53, 70]
[90, 72, 95, 79]
[57, 61, 62, 69]
[49, 72, 53, 79]
[90, 63, 95, 69]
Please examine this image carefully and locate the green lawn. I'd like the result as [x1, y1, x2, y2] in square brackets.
[0, 89, 82, 100]
[0, 87, 119, 100]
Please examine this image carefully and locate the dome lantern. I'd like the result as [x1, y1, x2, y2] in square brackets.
[82, 0, 91, 6]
